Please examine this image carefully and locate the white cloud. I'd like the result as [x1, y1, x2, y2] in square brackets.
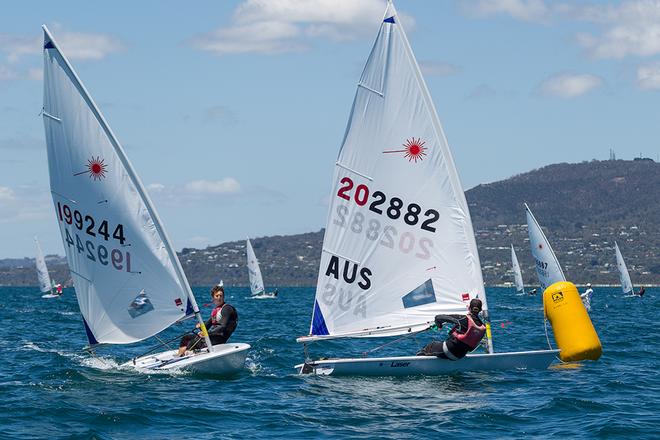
[148, 179, 289, 207]
[573, 0, 660, 59]
[0, 29, 125, 63]
[51, 31, 126, 60]
[0, 186, 15, 201]
[27, 67, 42, 81]
[0, 135, 44, 150]
[148, 179, 241, 201]
[190, 21, 304, 55]
[419, 61, 460, 77]
[184, 178, 241, 194]
[462, 0, 660, 60]
[0, 64, 17, 81]
[147, 183, 166, 192]
[188, 0, 413, 55]
[537, 73, 603, 98]
[637, 62, 660, 89]
[0, 184, 52, 223]
[462, 0, 551, 22]
[0, 34, 38, 63]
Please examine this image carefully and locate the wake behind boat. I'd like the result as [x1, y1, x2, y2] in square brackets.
[296, 1, 557, 376]
[42, 26, 249, 375]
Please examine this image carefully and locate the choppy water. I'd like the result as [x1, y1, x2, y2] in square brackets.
[0, 286, 657, 439]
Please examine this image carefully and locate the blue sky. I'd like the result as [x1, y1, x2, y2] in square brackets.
[1, 0, 660, 258]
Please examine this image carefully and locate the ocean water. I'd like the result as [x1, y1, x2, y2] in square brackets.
[0, 286, 657, 439]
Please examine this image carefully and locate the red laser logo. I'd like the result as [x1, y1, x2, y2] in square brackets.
[383, 137, 427, 162]
[74, 156, 108, 181]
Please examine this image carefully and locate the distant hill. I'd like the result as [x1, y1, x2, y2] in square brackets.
[2, 159, 659, 287]
[469, 159, 660, 286]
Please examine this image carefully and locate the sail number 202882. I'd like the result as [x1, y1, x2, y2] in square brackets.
[336, 177, 439, 232]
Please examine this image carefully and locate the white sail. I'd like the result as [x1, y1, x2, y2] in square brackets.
[246, 239, 265, 296]
[614, 241, 634, 295]
[42, 26, 198, 345]
[305, 2, 486, 341]
[511, 245, 524, 294]
[34, 237, 53, 294]
[525, 204, 565, 291]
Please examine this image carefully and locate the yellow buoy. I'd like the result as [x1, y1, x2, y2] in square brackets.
[543, 281, 602, 362]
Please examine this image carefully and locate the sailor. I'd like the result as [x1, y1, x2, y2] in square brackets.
[637, 286, 645, 297]
[55, 284, 63, 296]
[581, 283, 593, 311]
[529, 288, 537, 295]
[417, 298, 486, 360]
[177, 282, 238, 357]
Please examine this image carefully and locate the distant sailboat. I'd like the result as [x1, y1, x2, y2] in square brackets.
[511, 245, 525, 295]
[295, 2, 558, 376]
[614, 241, 635, 296]
[525, 203, 566, 292]
[42, 25, 249, 374]
[35, 236, 61, 298]
[246, 238, 277, 298]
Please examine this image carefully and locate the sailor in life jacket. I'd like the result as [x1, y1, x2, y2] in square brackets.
[580, 283, 593, 311]
[178, 282, 238, 356]
[417, 298, 486, 360]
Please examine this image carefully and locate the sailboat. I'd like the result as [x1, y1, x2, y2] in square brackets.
[42, 26, 249, 374]
[511, 244, 525, 295]
[295, 2, 558, 376]
[246, 239, 277, 298]
[614, 241, 635, 296]
[35, 236, 61, 298]
[525, 203, 566, 292]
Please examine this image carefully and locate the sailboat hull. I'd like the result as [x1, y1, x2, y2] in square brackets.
[297, 349, 559, 376]
[123, 343, 250, 375]
[250, 292, 278, 299]
[41, 293, 61, 299]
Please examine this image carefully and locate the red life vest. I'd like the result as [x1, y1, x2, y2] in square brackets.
[452, 313, 486, 349]
[210, 304, 225, 325]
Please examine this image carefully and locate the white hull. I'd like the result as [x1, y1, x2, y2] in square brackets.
[251, 292, 278, 299]
[123, 343, 250, 375]
[297, 349, 559, 376]
[42, 293, 62, 299]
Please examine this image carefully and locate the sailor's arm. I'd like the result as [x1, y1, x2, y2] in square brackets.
[434, 314, 463, 328]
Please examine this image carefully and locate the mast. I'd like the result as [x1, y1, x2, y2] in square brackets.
[42, 25, 212, 350]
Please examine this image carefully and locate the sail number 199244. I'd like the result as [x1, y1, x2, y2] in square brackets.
[56, 202, 132, 273]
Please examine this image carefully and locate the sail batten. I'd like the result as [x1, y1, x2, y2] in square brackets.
[306, 2, 485, 341]
[42, 25, 200, 345]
